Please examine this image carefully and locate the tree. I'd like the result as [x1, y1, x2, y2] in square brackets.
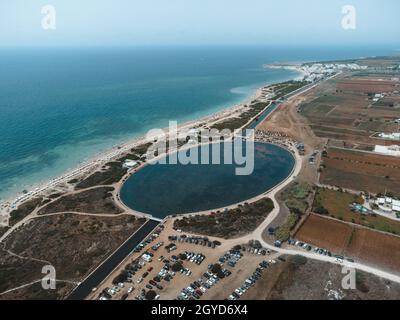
[210, 264, 225, 279]
[171, 261, 183, 272]
[112, 271, 128, 285]
[145, 290, 157, 300]
[211, 264, 222, 274]
[179, 253, 187, 260]
[314, 206, 329, 215]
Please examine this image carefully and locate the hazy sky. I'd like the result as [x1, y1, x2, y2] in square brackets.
[1, 0, 399, 47]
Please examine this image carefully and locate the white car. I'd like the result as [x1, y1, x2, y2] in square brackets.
[127, 287, 134, 294]
[200, 287, 207, 293]
[180, 293, 188, 299]
[235, 289, 243, 296]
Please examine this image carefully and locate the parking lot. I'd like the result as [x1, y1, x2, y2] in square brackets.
[89, 219, 229, 300]
[88, 217, 285, 301]
[201, 250, 281, 300]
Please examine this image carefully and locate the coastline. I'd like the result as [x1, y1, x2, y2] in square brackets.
[264, 64, 307, 81]
[0, 66, 304, 224]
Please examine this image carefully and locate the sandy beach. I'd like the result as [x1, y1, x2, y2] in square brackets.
[0, 71, 297, 225]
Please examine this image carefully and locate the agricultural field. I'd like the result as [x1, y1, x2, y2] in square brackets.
[295, 214, 400, 274]
[372, 96, 400, 110]
[300, 73, 400, 146]
[313, 188, 400, 235]
[320, 148, 400, 195]
[344, 228, 400, 274]
[295, 214, 353, 254]
[337, 79, 400, 94]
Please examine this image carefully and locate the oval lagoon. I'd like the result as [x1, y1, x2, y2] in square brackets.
[120, 142, 295, 219]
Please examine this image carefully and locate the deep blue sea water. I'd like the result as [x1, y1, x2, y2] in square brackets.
[0, 45, 398, 200]
[120, 142, 295, 218]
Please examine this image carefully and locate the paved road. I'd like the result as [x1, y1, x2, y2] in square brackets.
[67, 219, 160, 300]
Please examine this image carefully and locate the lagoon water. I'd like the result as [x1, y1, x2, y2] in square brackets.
[120, 142, 295, 218]
[0, 46, 397, 200]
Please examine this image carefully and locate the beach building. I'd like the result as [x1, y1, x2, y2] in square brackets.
[376, 197, 400, 214]
[374, 145, 400, 157]
[123, 159, 139, 169]
[378, 132, 400, 141]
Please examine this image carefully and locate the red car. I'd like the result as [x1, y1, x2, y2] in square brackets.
[147, 267, 153, 272]
[149, 280, 157, 286]
[196, 290, 203, 296]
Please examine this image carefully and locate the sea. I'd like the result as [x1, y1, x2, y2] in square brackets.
[0, 45, 398, 201]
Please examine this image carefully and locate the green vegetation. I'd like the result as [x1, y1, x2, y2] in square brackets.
[0, 280, 67, 300]
[275, 183, 313, 241]
[314, 206, 329, 215]
[4, 213, 145, 286]
[171, 261, 183, 272]
[356, 270, 370, 293]
[212, 102, 268, 132]
[145, 290, 157, 300]
[275, 213, 300, 242]
[280, 182, 312, 214]
[291, 255, 308, 267]
[272, 81, 309, 99]
[174, 198, 274, 239]
[113, 270, 129, 285]
[38, 187, 122, 215]
[9, 197, 43, 226]
[0, 226, 9, 238]
[313, 187, 400, 235]
[75, 161, 127, 189]
[131, 143, 153, 156]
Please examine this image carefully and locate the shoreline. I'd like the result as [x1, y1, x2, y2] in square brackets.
[0, 66, 304, 225]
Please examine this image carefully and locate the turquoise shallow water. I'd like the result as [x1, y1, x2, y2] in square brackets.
[120, 142, 295, 218]
[0, 46, 398, 200]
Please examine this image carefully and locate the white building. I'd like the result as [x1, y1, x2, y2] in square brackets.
[393, 200, 400, 213]
[376, 197, 400, 214]
[374, 145, 400, 157]
[378, 133, 400, 141]
[123, 159, 139, 169]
